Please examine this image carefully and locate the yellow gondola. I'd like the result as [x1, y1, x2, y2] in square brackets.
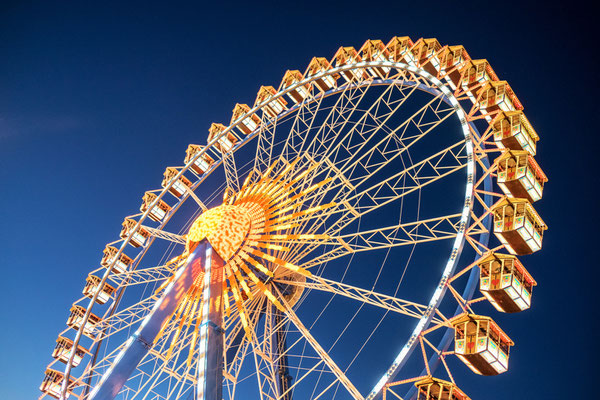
[67, 305, 101, 339]
[496, 150, 547, 202]
[40, 369, 74, 399]
[281, 70, 311, 104]
[161, 167, 193, 198]
[120, 218, 150, 248]
[411, 38, 442, 76]
[83, 274, 116, 305]
[255, 86, 288, 118]
[452, 313, 513, 375]
[475, 80, 522, 114]
[438, 45, 468, 88]
[52, 336, 90, 367]
[492, 110, 539, 155]
[478, 252, 536, 312]
[140, 191, 171, 222]
[184, 144, 215, 176]
[385, 36, 415, 65]
[306, 57, 337, 91]
[230, 103, 260, 135]
[359, 39, 391, 79]
[101, 245, 133, 274]
[492, 197, 547, 255]
[334, 46, 366, 82]
[460, 59, 496, 90]
[208, 122, 238, 153]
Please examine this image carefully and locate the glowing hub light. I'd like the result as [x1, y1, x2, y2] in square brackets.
[187, 205, 252, 261]
[148, 157, 333, 361]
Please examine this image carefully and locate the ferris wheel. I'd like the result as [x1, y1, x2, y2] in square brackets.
[40, 36, 547, 400]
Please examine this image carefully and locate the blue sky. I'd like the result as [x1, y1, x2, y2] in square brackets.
[0, 1, 596, 399]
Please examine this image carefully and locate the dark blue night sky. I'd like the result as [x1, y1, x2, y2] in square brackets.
[0, 1, 596, 399]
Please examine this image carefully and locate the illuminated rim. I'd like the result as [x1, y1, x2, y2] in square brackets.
[59, 60, 480, 399]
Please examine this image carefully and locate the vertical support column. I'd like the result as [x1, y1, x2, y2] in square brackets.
[273, 308, 292, 400]
[196, 242, 225, 400]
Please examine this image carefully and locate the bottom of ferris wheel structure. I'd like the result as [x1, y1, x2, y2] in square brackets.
[86, 240, 224, 400]
[84, 238, 293, 400]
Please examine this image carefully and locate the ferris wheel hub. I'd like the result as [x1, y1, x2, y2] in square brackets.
[186, 204, 251, 261]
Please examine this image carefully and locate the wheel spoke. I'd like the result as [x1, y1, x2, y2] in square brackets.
[317, 85, 425, 182]
[294, 213, 462, 269]
[337, 95, 457, 189]
[281, 94, 327, 163]
[108, 263, 179, 288]
[285, 97, 462, 260]
[274, 275, 442, 324]
[181, 183, 208, 212]
[90, 295, 160, 341]
[141, 225, 187, 245]
[292, 80, 377, 166]
[298, 140, 468, 242]
[223, 149, 241, 193]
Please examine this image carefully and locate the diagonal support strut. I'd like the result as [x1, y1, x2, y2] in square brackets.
[88, 240, 224, 400]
